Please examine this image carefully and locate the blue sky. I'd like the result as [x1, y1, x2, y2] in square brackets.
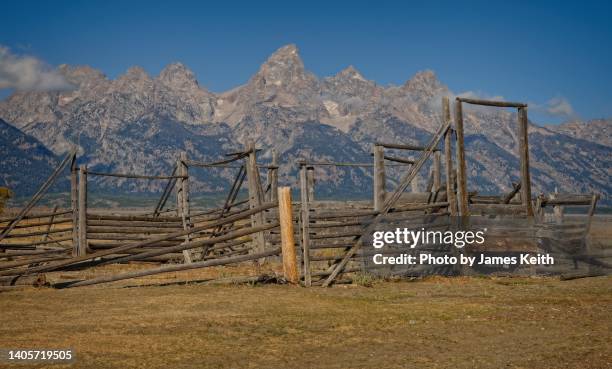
[1, 0, 611, 124]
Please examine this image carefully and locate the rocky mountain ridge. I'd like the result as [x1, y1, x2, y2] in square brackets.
[0, 44, 610, 203]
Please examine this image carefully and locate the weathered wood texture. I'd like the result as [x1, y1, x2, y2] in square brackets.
[278, 187, 299, 284]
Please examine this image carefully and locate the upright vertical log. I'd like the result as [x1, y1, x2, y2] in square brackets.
[411, 175, 419, 193]
[269, 150, 279, 202]
[433, 150, 441, 192]
[443, 97, 457, 215]
[77, 165, 87, 256]
[278, 187, 299, 284]
[246, 142, 266, 254]
[299, 165, 312, 286]
[517, 107, 534, 216]
[177, 152, 192, 263]
[373, 144, 385, 211]
[306, 166, 315, 202]
[454, 99, 469, 216]
[70, 156, 79, 256]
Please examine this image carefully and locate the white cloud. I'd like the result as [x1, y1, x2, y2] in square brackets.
[545, 97, 575, 118]
[0, 46, 73, 92]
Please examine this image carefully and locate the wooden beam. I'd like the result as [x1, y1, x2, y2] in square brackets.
[375, 142, 440, 151]
[299, 165, 312, 286]
[77, 164, 88, 256]
[278, 187, 299, 284]
[59, 247, 282, 288]
[456, 97, 527, 108]
[373, 144, 385, 212]
[269, 150, 279, 202]
[433, 150, 441, 192]
[517, 107, 534, 216]
[177, 152, 192, 264]
[443, 97, 457, 216]
[306, 166, 315, 202]
[70, 155, 78, 256]
[245, 142, 266, 255]
[454, 100, 469, 216]
[502, 182, 521, 204]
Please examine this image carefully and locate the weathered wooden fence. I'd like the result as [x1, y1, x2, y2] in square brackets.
[0, 96, 608, 288]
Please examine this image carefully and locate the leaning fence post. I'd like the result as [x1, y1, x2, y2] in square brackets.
[299, 164, 312, 286]
[77, 164, 88, 256]
[373, 144, 385, 212]
[245, 142, 266, 255]
[278, 187, 299, 284]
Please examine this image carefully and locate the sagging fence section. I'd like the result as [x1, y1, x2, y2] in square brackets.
[0, 96, 609, 288]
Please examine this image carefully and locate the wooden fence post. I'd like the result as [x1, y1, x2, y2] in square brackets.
[77, 165, 87, 256]
[306, 166, 315, 202]
[433, 150, 441, 192]
[443, 97, 457, 215]
[454, 99, 469, 216]
[278, 187, 299, 284]
[517, 107, 534, 216]
[71, 156, 79, 256]
[245, 142, 266, 255]
[373, 144, 385, 211]
[177, 152, 193, 263]
[269, 150, 279, 202]
[299, 164, 312, 286]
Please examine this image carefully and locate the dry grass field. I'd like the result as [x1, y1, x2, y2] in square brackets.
[0, 276, 611, 369]
[0, 216, 610, 368]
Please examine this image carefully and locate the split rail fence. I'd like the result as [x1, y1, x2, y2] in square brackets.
[0, 97, 608, 288]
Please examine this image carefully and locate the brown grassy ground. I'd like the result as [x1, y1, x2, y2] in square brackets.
[0, 276, 610, 369]
[0, 216, 610, 368]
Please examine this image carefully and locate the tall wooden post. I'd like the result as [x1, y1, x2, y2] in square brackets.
[454, 99, 469, 216]
[246, 142, 266, 254]
[77, 165, 87, 256]
[306, 166, 315, 202]
[373, 144, 385, 211]
[443, 97, 457, 215]
[299, 165, 312, 286]
[278, 187, 299, 284]
[517, 107, 534, 216]
[269, 150, 279, 202]
[433, 150, 441, 192]
[177, 152, 192, 263]
[70, 156, 79, 256]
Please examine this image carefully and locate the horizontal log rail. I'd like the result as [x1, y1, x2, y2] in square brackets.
[456, 97, 527, 108]
[85, 171, 186, 180]
[58, 247, 281, 288]
[0, 217, 72, 231]
[374, 142, 441, 152]
[0, 210, 72, 224]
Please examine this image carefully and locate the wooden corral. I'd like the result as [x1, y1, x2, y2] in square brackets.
[0, 97, 608, 288]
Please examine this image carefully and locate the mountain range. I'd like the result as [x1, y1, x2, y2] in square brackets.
[0, 44, 610, 205]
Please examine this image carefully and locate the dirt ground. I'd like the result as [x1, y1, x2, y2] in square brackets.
[0, 275, 610, 369]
